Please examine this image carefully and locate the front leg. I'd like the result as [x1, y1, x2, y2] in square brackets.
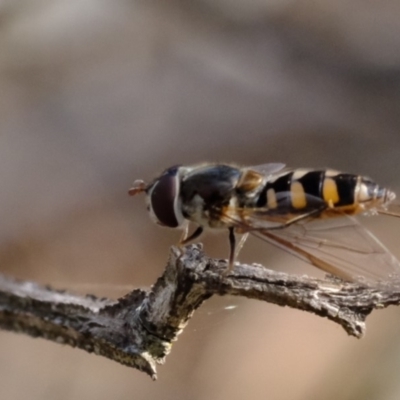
[179, 226, 204, 246]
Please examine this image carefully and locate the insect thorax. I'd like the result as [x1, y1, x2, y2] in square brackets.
[179, 165, 235, 227]
[179, 165, 264, 228]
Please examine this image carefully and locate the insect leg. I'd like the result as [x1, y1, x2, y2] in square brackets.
[176, 224, 203, 270]
[179, 226, 204, 246]
[179, 221, 190, 242]
[235, 232, 249, 259]
[223, 227, 236, 275]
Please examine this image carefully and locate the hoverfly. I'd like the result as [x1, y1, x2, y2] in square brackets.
[129, 163, 400, 285]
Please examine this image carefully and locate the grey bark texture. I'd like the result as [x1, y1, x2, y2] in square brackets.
[0, 244, 399, 379]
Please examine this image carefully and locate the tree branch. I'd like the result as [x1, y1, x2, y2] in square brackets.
[1, 244, 399, 379]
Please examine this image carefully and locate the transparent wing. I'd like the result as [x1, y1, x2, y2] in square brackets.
[378, 202, 400, 218]
[219, 192, 400, 287]
[248, 163, 286, 177]
[251, 215, 400, 286]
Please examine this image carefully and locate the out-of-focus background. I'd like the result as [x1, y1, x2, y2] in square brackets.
[1, 0, 400, 399]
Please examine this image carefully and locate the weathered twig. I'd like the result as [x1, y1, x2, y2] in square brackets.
[0, 244, 399, 379]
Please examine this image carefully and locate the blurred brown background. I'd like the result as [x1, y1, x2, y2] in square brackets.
[1, 0, 400, 399]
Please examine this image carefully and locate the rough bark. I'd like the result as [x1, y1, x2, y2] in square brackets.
[1, 244, 399, 379]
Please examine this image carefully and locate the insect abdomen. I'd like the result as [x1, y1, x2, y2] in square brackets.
[257, 169, 386, 213]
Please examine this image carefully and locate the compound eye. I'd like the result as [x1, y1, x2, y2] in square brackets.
[149, 167, 182, 228]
